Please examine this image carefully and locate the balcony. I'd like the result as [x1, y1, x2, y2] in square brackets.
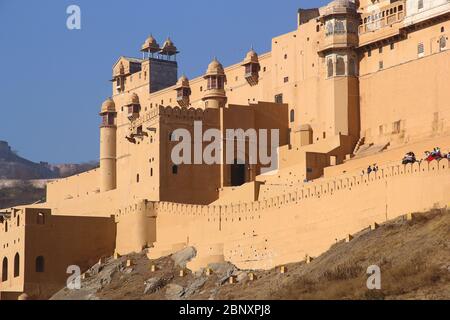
[318, 32, 359, 53]
[176, 95, 190, 107]
[358, 1, 405, 47]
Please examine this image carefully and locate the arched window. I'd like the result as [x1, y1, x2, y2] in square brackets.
[326, 21, 334, 35]
[327, 59, 334, 78]
[35, 256, 44, 273]
[2, 257, 8, 282]
[290, 110, 295, 123]
[14, 253, 19, 278]
[336, 56, 346, 76]
[172, 165, 178, 175]
[5, 221, 7, 233]
[17, 215, 20, 227]
[136, 174, 140, 183]
[334, 20, 345, 33]
[439, 36, 447, 51]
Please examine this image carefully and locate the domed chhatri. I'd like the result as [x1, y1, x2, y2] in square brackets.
[141, 34, 160, 53]
[160, 37, 178, 55]
[101, 98, 116, 114]
[176, 74, 190, 88]
[206, 57, 225, 77]
[126, 92, 140, 106]
[243, 48, 259, 65]
[320, 0, 356, 15]
[175, 75, 191, 107]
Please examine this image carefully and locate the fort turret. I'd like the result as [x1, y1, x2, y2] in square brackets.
[140, 35, 160, 59]
[241, 48, 260, 85]
[99, 98, 117, 192]
[317, 0, 360, 143]
[175, 75, 191, 107]
[202, 58, 227, 109]
[125, 93, 141, 121]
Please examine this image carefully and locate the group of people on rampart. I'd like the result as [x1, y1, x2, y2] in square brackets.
[402, 147, 450, 165]
[359, 147, 449, 176]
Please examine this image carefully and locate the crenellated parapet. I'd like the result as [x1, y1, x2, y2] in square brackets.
[129, 104, 219, 134]
[152, 159, 450, 218]
[147, 158, 450, 270]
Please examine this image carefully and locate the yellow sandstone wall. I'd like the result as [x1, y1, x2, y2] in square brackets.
[359, 23, 450, 146]
[148, 159, 450, 270]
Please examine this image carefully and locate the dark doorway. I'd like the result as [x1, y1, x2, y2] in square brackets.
[14, 253, 19, 278]
[2, 257, 8, 282]
[35, 256, 45, 273]
[230, 161, 246, 186]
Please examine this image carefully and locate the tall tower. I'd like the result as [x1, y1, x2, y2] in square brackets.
[140, 36, 179, 93]
[99, 98, 117, 192]
[202, 58, 227, 109]
[318, 0, 360, 143]
[203, 58, 227, 187]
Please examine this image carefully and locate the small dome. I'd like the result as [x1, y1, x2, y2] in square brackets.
[160, 37, 178, 55]
[141, 35, 160, 53]
[176, 75, 190, 88]
[125, 93, 140, 106]
[163, 37, 174, 47]
[243, 48, 259, 64]
[329, 0, 354, 8]
[101, 98, 116, 113]
[205, 58, 225, 76]
[320, 0, 356, 16]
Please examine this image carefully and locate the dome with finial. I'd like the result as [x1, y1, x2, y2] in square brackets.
[243, 47, 259, 64]
[101, 98, 116, 113]
[176, 74, 190, 88]
[205, 58, 225, 77]
[141, 35, 160, 53]
[160, 37, 178, 55]
[125, 93, 140, 106]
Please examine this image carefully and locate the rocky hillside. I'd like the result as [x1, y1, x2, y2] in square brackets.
[52, 208, 450, 300]
[0, 181, 46, 209]
[0, 140, 98, 180]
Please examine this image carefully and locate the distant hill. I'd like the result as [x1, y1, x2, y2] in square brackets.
[0, 180, 46, 209]
[0, 140, 98, 179]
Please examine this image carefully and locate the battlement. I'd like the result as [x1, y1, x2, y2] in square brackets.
[130, 105, 219, 132]
[0, 208, 23, 236]
[151, 159, 450, 218]
[148, 157, 450, 269]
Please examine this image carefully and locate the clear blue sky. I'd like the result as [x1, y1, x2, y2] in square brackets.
[0, 0, 327, 163]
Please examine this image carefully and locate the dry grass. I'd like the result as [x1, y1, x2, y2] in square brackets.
[64, 208, 449, 300]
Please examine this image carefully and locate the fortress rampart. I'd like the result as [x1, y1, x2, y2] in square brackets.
[3, 0, 450, 299]
[145, 159, 450, 270]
